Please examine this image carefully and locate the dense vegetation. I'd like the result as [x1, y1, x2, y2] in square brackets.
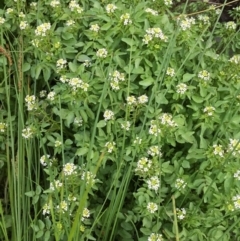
[0, 0, 240, 240]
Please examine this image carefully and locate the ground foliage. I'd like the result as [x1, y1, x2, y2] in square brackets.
[0, 0, 240, 240]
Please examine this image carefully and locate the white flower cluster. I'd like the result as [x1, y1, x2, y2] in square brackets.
[120, 13, 132, 25]
[228, 139, 240, 156]
[145, 8, 158, 16]
[175, 178, 187, 190]
[234, 170, 240, 180]
[30, 2, 37, 8]
[213, 144, 224, 157]
[164, 0, 173, 6]
[31, 39, 40, 47]
[203, 106, 215, 116]
[83, 60, 91, 67]
[198, 70, 210, 81]
[20, 21, 28, 30]
[198, 15, 210, 25]
[0, 122, 7, 133]
[35, 23, 51, 37]
[105, 141, 116, 153]
[90, 24, 100, 32]
[146, 176, 160, 192]
[40, 90, 47, 98]
[135, 157, 152, 174]
[22, 126, 34, 139]
[66, 20, 75, 27]
[50, 0, 60, 7]
[56, 58, 67, 70]
[68, 194, 77, 201]
[176, 83, 187, 94]
[147, 146, 162, 157]
[6, 8, 14, 14]
[104, 110, 114, 121]
[178, 16, 195, 31]
[149, 120, 161, 136]
[159, 113, 177, 127]
[55, 140, 62, 147]
[68, 77, 89, 92]
[232, 195, 240, 210]
[81, 208, 90, 221]
[56, 200, 68, 213]
[143, 28, 168, 45]
[176, 208, 186, 219]
[25, 95, 37, 111]
[63, 163, 78, 176]
[69, 0, 83, 13]
[166, 67, 175, 77]
[133, 136, 142, 145]
[147, 202, 158, 213]
[0, 17, 6, 24]
[109, 70, 125, 90]
[81, 171, 96, 185]
[148, 233, 163, 241]
[40, 154, 51, 166]
[96, 48, 108, 58]
[19, 12, 25, 18]
[121, 121, 131, 131]
[47, 91, 56, 101]
[42, 203, 50, 215]
[229, 55, 240, 64]
[105, 4, 117, 14]
[126, 95, 148, 105]
[74, 117, 83, 127]
[225, 21, 237, 30]
[50, 180, 63, 191]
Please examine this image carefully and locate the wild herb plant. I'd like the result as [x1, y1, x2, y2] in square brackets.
[0, 0, 240, 241]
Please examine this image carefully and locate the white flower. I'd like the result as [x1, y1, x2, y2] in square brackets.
[22, 127, 34, 139]
[50, 180, 63, 190]
[149, 120, 161, 136]
[178, 16, 195, 31]
[225, 21, 237, 30]
[0, 123, 7, 133]
[143, 28, 168, 45]
[105, 141, 116, 153]
[175, 178, 187, 190]
[133, 136, 142, 145]
[83, 60, 91, 67]
[39, 90, 47, 98]
[66, 20, 75, 26]
[96, 48, 108, 58]
[90, 24, 100, 32]
[110, 80, 120, 90]
[20, 21, 28, 30]
[203, 106, 215, 116]
[63, 163, 77, 176]
[234, 170, 240, 180]
[176, 83, 187, 94]
[232, 195, 240, 210]
[40, 155, 51, 166]
[25, 95, 37, 111]
[106, 4, 117, 14]
[19, 12, 25, 18]
[0, 17, 5, 24]
[145, 8, 158, 16]
[47, 91, 56, 101]
[103, 110, 114, 121]
[74, 117, 83, 127]
[228, 139, 240, 156]
[6, 8, 14, 14]
[136, 157, 152, 174]
[56, 201, 68, 213]
[138, 95, 148, 104]
[35, 23, 51, 37]
[166, 67, 175, 77]
[42, 203, 50, 215]
[109, 70, 125, 81]
[213, 144, 224, 157]
[31, 39, 40, 47]
[148, 146, 162, 157]
[50, 0, 60, 7]
[159, 113, 177, 127]
[30, 2, 37, 8]
[148, 233, 163, 241]
[56, 59, 67, 69]
[81, 208, 90, 221]
[81, 171, 96, 185]
[164, 0, 173, 6]
[127, 96, 137, 105]
[147, 202, 158, 213]
[146, 176, 160, 192]
[54, 140, 62, 147]
[198, 70, 210, 81]
[121, 121, 131, 131]
[68, 77, 83, 90]
[69, 0, 83, 13]
[198, 15, 210, 25]
[229, 55, 240, 64]
[120, 13, 132, 25]
[176, 208, 186, 219]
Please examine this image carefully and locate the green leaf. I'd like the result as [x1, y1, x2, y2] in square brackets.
[183, 73, 195, 82]
[156, 92, 168, 104]
[36, 230, 44, 238]
[122, 38, 134, 46]
[44, 230, 50, 241]
[182, 160, 190, 168]
[80, 109, 88, 122]
[77, 55, 91, 62]
[36, 185, 42, 195]
[32, 195, 39, 205]
[192, 95, 204, 103]
[139, 77, 154, 87]
[35, 65, 42, 79]
[69, 62, 77, 72]
[43, 67, 51, 82]
[101, 22, 112, 31]
[97, 120, 106, 128]
[25, 191, 35, 197]
[23, 62, 30, 72]
[76, 147, 88, 156]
